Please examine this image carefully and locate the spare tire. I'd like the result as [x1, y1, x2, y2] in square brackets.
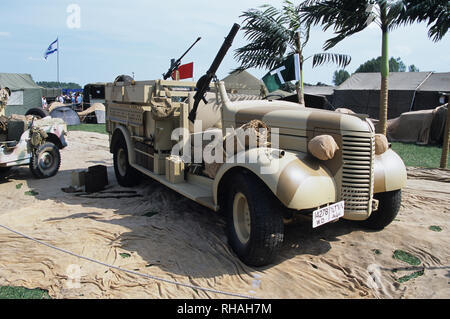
[25, 108, 49, 119]
[114, 75, 134, 85]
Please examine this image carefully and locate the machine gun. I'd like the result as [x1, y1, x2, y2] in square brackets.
[188, 23, 240, 123]
[162, 37, 201, 80]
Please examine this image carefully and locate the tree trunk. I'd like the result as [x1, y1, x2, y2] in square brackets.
[440, 104, 450, 169]
[378, 27, 389, 135]
[295, 32, 305, 105]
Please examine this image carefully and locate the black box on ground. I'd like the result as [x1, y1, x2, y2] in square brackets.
[85, 165, 108, 193]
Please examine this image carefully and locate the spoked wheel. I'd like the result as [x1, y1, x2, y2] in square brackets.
[29, 142, 61, 178]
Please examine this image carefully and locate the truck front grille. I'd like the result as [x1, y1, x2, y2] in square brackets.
[341, 135, 375, 214]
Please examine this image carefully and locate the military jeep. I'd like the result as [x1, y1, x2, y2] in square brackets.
[105, 25, 406, 266]
[0, 87, 67, 178]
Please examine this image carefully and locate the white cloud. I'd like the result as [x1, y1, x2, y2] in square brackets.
[27, 56, 43, 61]
[0, 32, 11, 37]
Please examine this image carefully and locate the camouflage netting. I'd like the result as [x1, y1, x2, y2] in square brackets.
[30, 126, 48, 147]
[203, 120, 270, 179]
[308, 135, 339, 161]
[150, 97, 176, 121]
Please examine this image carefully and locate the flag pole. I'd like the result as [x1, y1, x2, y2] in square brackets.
[57, 37, 60, 88]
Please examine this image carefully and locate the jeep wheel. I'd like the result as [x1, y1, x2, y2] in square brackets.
[113, 136, 141, 187]
[225, 172, 284, 266]
[361, 190, 402, 230]
[29, 142, 61, 178]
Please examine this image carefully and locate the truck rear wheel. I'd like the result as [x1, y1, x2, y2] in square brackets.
[29, 142, 61, 179]
[361, 190, 402, 230]
[113, 136, 141, 187]
[225, 172, 284, 266]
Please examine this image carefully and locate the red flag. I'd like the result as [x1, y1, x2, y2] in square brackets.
[172, 62, 194, 80]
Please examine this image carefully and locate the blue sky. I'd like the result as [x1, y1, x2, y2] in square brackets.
[0, 0, 448, 87]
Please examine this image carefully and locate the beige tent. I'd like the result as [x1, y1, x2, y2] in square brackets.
[222, 71, 264, 96]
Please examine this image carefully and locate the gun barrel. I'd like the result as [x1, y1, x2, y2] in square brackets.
[188, 23, 240, 123]
[163, 37, 202, 80]
[206, 23, 240, 76]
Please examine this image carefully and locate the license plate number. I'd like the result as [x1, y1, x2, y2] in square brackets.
[312, 201, 345, 228]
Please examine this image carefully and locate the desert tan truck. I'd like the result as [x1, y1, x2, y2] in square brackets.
[105, 24, 406, 266]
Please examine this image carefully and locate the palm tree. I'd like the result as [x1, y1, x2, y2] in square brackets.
[300, 0, 448, 135]
[233, 0, 351, 104]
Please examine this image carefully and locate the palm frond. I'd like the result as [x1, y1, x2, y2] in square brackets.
[398, 0, 449, 41]
[312, 52, 352, 68]
[234, 6, 294, 70]
[299, 0, 375, 49]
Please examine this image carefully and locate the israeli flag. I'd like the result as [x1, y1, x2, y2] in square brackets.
[44, 38, 58, 60]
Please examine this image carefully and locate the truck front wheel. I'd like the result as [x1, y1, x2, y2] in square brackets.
[361, 190, 402, 230]
[225, 172, 284, 266]
[113, 136, 141, 187]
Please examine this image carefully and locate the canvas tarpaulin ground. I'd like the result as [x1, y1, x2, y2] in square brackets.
[0, 131, 449, 299]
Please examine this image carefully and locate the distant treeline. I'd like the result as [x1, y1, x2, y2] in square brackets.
[37, 81, 82, 89]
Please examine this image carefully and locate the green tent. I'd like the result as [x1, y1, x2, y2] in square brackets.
[0, 73, 43, 116]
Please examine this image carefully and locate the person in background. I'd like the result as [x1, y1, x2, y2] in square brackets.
[58, 95, 64, 103]
[41, 96, 48, 110]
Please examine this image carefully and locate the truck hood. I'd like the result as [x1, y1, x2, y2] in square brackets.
[222, 100, 372, 135]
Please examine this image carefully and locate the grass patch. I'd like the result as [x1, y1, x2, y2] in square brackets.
[68, 124, 107, 135]
[16, 183, 23, 189]
[119, 253, 131, 259]
[397, 270, 425, 283]
[372, 249, 382, 255]
[24, 190, 39, 196]
[0, 286, 50, 299]
[393, 250, 421, 266]
[429, 225, 443, 232]
[390, 142, 448, 169]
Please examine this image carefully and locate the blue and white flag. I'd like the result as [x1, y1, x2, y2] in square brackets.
[44, 38, 58, 60]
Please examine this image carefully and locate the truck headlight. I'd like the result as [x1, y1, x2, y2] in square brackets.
[374, 134, 389, 155]
[308, 135, 339, 161]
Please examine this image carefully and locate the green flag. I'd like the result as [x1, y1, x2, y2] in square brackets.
[262, 54, 300, 92]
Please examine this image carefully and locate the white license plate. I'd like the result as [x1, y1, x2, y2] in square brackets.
[312, 201, 345, 228]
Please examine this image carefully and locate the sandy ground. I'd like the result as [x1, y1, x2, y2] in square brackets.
[0, 131, 448, 299]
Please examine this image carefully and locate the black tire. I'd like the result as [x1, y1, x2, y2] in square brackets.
[25, 108, 49, 119]
[113, 135, 141, 187]
[361, 190, 402, 230]
[0, 167, 12, 177]
[225, 172, 284, 266]
[29, 142, 61, 179]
